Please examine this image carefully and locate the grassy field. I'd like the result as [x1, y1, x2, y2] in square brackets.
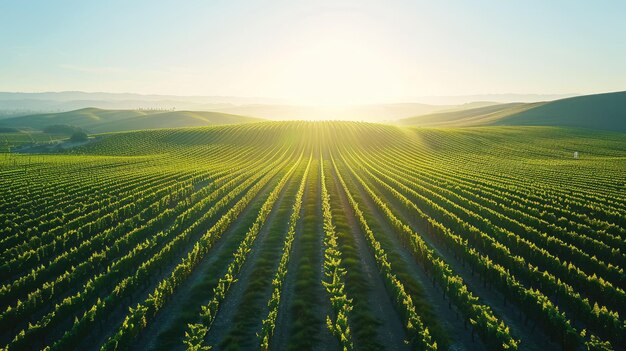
[0, 122, 624, 351]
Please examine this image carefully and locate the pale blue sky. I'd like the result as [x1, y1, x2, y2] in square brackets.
[1, 0, 625, 104]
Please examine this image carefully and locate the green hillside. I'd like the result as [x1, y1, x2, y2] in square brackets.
[0, 107, 263, 133]
[396, 102, 544, 127]
[398, 91, 626, 132]
[494, 91, 626, 131]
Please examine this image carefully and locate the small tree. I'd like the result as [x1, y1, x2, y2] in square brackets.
[69, 131, 89, 142]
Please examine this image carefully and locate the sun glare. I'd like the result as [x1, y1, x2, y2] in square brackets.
[269, 23, 410, 106]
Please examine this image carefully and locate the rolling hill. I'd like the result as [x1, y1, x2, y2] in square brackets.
[2, 121, 624, 350]
[0, 108, 264, 133]
[396, 102, 544, 127]
[398, 91, 626, 132]
[204, 101, 499, 122]
[0, 91, 570, 120]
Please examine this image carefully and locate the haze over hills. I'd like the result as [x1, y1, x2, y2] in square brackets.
[397, 103, 545, 127]
[204, 101, 499, 121]
[0, 91, 280, 109]
[0, 108, 264, 133]
[0, 92, 278, 118]
[2, 91, 624, 133]
[0, 91, 574, 122]
[399, 91, 626, 132]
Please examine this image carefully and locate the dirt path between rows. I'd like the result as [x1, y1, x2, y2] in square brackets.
[371, 176, 560, 351]
[63, 176, 244, 351]
[272, 160, 338, 351]
[328, 163, 409, 351]
[203, 169, 300, 349]
[132, 173, 283, 351]
[341, 162, 485, 351]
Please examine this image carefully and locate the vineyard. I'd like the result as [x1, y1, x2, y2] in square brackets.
[0, 121, 624, 351]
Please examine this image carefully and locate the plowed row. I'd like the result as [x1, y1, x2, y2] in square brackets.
[1, 122, 624, 351]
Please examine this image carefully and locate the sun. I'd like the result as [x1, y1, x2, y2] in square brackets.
[266, 23, 412, 106]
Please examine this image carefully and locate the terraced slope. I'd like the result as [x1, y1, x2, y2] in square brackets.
[0, 122, 624, 351]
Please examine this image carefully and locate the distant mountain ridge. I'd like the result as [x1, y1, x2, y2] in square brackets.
[204, 102, 499, 121]
[0, 96, 498, 122]
[0, 108, 264, 133]
[0, 91, 574, 122]
[2, 91, 624, 132]
[0, 91, 279, 104]
[398, 91, 626, 132]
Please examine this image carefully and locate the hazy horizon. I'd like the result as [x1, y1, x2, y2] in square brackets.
[0, 90, 587, 121]
[2, 1, 625, 105]
[0, 90, 583, 106]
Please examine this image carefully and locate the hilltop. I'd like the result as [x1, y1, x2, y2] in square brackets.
[398, 91, 626, 132]
[0, 91, 573, 123]
[0, 108, 264, 133]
